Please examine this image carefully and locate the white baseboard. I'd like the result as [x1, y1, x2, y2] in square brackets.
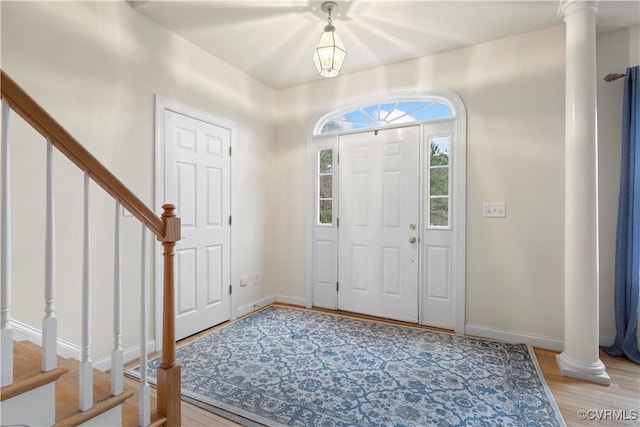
[465, 324, 565, 352]
[465, 325, 617, 353]
[275, 295, 306, 307]
[10, 319, 155, 372]
[93, 340, 157, 372]
[599, 335, 615, 347]
[10, 319, 81, 360]
[235, 294, 305, 318]
[236, 295, 276, 318]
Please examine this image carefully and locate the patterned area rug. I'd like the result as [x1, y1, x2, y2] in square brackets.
[128, 306, 565, 426]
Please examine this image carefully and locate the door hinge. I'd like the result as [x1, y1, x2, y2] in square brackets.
[229, 285, 232, 295]
[229, 215, 232, 226]
[336, 217, 339, 228]
[229, 146, 232, 156]
[336, 281, 339, 291]
[337, 152, 340, 164]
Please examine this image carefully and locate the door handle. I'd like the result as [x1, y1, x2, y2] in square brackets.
[408, 236, 417, 244]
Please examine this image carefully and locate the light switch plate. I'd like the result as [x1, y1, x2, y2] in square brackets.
[483, 202, 506, 218]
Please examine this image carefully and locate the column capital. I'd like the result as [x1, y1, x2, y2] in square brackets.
[558, 0, 598, 20]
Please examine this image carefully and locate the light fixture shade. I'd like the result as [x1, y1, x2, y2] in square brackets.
[313, 29, 346, 78]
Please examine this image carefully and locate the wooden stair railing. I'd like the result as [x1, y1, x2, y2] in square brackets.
[0, 70, 181, 426]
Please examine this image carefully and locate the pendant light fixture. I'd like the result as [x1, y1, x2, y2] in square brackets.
[313, 1, 346, 78]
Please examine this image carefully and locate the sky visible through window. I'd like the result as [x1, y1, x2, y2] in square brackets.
[319, 100, 453, 134]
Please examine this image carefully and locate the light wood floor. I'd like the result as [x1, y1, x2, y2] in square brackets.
[124, 304, 640, 427]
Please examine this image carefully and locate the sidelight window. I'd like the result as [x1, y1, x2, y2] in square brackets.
[318, 149, 333, 225]
[428, 135, 451, 228]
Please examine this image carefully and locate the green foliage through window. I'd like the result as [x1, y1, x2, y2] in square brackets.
[318, 149, 333, 225]
[428, 135, 451, 228]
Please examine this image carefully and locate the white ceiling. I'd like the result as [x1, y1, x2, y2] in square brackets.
[131, 1, 640, 90]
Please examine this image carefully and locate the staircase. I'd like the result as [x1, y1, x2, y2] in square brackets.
[2, 341, 172, 426]
[0, 70, 182, 426]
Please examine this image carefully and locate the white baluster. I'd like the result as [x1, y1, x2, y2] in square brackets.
[138, 225, 151, 427]
[79, 171, 93, 411]
[111, 200, 123, 395]
[42, 139, 57, 372]
[1, 99, 13, 387]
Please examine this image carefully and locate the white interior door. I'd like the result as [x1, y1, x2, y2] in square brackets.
[338, 126, 420, 322]
[164, 110, 231, 340]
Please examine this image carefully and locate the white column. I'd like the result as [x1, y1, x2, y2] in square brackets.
[557, 0, 610, 385]
[1, 99, 13, 387]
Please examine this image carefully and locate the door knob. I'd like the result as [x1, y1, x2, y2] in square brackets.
[408, 236, 417, 244]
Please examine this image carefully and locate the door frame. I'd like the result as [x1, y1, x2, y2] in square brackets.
[154, 96, 238, 351]
[305, 89, 466, 334]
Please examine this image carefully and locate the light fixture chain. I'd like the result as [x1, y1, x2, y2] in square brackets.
[327, 8, 332, 25]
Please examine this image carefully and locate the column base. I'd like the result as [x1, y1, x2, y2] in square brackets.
[556, 352, 611, 385]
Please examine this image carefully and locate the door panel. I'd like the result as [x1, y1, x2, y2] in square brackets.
[165, 110, 231, 340]
[422, 123, 455, 329]
[338, 127, 420, 322]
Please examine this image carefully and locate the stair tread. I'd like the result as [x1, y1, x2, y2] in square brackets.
[54, 389, 134, 427]
[12, 340, 49, 383]
[1, 341, 69, 401]
[55, 349, 136, 423]
[6, 340, 167, 426]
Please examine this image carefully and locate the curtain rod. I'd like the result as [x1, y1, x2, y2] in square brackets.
[604, 73, 625, 82]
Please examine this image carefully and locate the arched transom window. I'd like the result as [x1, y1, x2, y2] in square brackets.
[315, 98, 454, 135]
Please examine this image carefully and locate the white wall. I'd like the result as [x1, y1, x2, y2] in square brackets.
[274, 26, 567, 344]
[1, 1, 276, 358]
[596, 24, 640, 343]
[2, 1, 635, 357]
[273, 22, 639, 349]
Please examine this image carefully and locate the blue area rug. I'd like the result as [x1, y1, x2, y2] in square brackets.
[128, 306, 565, 426]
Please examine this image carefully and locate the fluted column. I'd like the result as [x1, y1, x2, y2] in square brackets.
[556, 0, 610, 385]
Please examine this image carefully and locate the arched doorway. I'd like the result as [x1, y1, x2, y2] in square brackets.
[305, 91, 467, 333]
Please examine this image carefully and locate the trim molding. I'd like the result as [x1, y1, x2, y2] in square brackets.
[464, 326, 616, 352]
[236, 295, 276, 318]
[599, 335, 615, 347]
[275, 295, 306, 307]
[465, 324, 564, 352]
[10, 319, 80, 360]
[236, 294, 306, 318]
[93, 340, 157, 372]
[10, 320, 156, 372]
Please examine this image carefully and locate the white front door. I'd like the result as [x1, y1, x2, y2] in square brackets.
[338, 127, 420, 323]
[164, 110, 231, 340]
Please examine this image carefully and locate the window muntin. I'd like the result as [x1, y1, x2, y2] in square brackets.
[318, 149, 333, 225]
[428, 134, 451, 228]
[317, 99, 454, 135]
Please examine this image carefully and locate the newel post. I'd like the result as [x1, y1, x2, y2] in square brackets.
[157, 204, 181, 425]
